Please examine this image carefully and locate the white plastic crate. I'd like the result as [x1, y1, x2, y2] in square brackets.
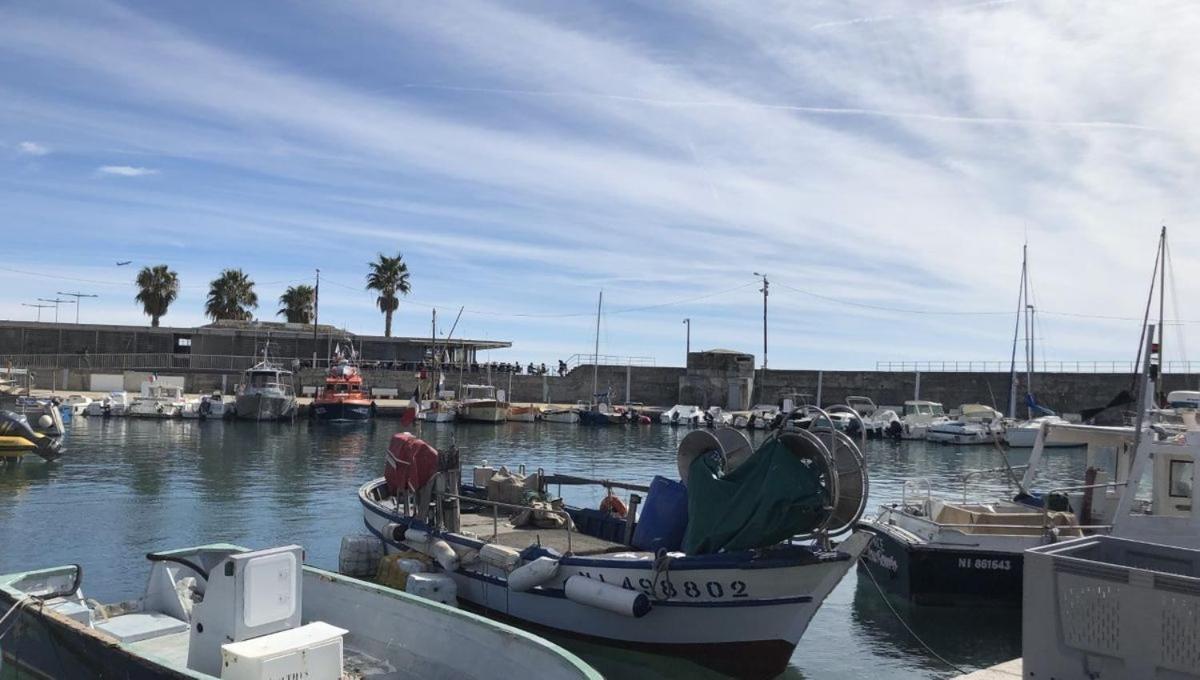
[221, 621, 346, 680]
[405, 572, 458, 607]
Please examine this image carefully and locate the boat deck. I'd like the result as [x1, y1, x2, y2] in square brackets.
[457, 512, 632, 556]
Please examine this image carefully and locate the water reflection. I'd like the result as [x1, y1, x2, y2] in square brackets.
[0, 420, 1092, 679]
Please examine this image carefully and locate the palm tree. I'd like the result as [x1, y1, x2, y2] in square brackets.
[134, 265, 179, 327]
[365, 252, 411, 337]
[205, 268, 258, 321]
[277, 284, 315, 324]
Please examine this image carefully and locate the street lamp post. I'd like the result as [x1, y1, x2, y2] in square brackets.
[682, 318, 690, 362]
[22, 303, 54, 322]
[38, 297, 74, 324]
[57, 291, 99, 324]
[753, 272, 768, 372]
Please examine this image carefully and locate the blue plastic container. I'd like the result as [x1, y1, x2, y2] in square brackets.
[631, 476, 689, 552]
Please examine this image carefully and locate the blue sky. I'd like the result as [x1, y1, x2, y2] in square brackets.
[2, 0, 1197, 369]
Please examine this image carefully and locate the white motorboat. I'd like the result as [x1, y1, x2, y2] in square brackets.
[421, 400, 458, 423]
[540, 407, 580, 424]
[659, 404, 704, 426]
[85, 391, 130, 417]
[128, 381, 187, 418]
[896, 400, 949, 440]
[182, 392, 230, 420]
[926, 404, 1004, 445]
[459, 384, 507, 423]
[359, 426, 870, 678]
[0, 543, 601, 680]
[235, 348, 297, 421]
[8, 396, 67, 436]
[61, 394, 92, 416]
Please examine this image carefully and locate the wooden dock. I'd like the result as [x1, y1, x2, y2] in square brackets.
[953, 659, 1021, 679]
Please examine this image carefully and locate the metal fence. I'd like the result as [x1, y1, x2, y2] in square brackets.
[875, 360, 1200, 373]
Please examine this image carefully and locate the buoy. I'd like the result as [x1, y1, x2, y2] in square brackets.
[37, 414, 53, 429]
[507, 557, 559, 592]
[599, 493, 628, 518]
[564, 576, 651, 618]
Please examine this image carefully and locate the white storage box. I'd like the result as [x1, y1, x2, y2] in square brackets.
[221, 621, 346, 680]
[404, 573, 458, 607]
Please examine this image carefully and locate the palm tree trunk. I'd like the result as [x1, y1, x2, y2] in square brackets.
[152, 316, 160, 328]
[385, 309, 393, 337]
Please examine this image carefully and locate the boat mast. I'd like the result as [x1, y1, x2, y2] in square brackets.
[1007, 244, 1026, 419]
[592, 291, 602, 398]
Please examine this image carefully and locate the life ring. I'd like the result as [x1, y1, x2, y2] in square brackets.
[599, 492, 628, 518]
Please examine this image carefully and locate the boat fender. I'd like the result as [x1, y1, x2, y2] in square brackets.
[479, 543, 522, 571]
[508, 557, 559, 592]
[403, 529, 459, 572]
[564, 575, 651, 618]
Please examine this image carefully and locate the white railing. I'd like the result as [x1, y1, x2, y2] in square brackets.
[875, 360, 1200, 373]
[564, 353, 656, 371]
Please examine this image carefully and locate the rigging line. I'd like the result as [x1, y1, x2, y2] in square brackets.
[1165, 241, 1189, 364]
[769, 280, 1009, 316]
[857, 556, 967, 674]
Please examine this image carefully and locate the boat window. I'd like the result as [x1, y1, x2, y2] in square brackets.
[931, 404, 945, 415]
[1170, 461, 1193, 499]
[336, 384, 348, 393]
[918, 404, 932, 415]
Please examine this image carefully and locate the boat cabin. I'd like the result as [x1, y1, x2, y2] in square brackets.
[903, 400, 945, 418]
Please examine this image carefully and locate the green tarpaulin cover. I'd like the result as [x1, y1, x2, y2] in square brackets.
[682, 437, 830, 554]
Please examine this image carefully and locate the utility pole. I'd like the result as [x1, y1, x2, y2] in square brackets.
[312, 268, 320, 367]
[682, 318, 690, 362]
[38, 297, 74, 324]
[57, 291, 98, 324]
[753, 272, 768, 378]
[22, 303, 54, 322]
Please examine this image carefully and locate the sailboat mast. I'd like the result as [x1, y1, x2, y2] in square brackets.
[592, 291, 602, 397]
[1007, 245, 1026, 419]
[1158, 226, 1167, 364]
[1023, 247, 1033, 419]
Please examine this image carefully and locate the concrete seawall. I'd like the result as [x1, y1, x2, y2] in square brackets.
[29, 364, 1199, 415]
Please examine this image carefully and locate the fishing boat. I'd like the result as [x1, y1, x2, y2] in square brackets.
[507, 404, 540, 422]
[540, 407, 580, 424]
[234, 346, 297, 421]
[925, 404, 1004, 445]
[458, 384, 507, 423]
[421, 400, 458, 423]
[858, 325, 1197, 605]
[128, 381, 187, 419]
[85, 390, 130, 417]
[0, 543, 601, 680]
[896, 400, 949, 440]
[0, 411, 62, 463]
[358, 419, 871, 678]
[313, 348, 373, 422]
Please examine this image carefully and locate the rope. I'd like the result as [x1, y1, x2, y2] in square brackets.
[650, 548, 675, 601]
[0, 595, 32, 641]
[857, 557, 967, 675]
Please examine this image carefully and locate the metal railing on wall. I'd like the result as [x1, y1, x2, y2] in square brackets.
[875, 360, 1200, 373]
[563, 354, 657, 371]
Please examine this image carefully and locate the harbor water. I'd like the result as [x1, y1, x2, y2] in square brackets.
[0, 419, 1090, 679]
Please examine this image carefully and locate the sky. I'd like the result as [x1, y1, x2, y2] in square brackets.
[2, 0, 1198, 370]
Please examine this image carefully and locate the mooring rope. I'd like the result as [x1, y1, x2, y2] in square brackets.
[857, 556, 968, 675]
[0, 595, 32, 640]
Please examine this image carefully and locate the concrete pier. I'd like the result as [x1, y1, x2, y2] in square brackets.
[953, 659, 1021, 679]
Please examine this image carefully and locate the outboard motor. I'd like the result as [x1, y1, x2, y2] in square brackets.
[0, 410, 62, 461]
[885, 419, 904, 441]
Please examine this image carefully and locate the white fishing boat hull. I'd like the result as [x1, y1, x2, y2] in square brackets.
[360, 483, 867, 677]
[1003, 417, 1083, 448]
[541, 409, 580, 424]
[423, 409, 458, 423]
[127, 400, 183, 418]
[926, 423, 1002, 445]
[460, 402, 507, 423]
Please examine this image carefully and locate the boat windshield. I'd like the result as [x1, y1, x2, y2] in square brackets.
[930, 404, 945, 415]
[248, 372, 279, 388]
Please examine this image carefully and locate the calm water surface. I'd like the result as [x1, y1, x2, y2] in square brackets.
[0, 418, 1090, 679]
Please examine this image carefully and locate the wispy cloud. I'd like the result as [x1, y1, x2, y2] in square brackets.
[97, 165, 158, 177]
[16, 140, 48, 155]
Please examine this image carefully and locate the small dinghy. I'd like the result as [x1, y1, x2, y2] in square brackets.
[359, 414, 871, 679]
[0, 410, 62, 463]
[0, 543, 601, 680]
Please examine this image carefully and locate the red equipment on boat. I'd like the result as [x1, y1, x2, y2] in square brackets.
[385, 432, 439, 495]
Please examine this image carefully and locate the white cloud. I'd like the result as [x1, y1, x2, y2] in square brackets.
[97, 165, 158, 177]
[16, 140, 48, 155]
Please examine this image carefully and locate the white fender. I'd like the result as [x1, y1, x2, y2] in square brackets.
[563, 575, 651, 618]
[507, 557, 559, 592]
[403, 528, 459, 572]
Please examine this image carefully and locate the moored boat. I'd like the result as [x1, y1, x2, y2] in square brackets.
[421, 400, 458, 423]
[234, 346, 297, 421]
[506, 404, 540, 422]
[312, 350, 373, 422]
[127, 381, 187, 419]
[181, 392, 231, 420]
[540, 407, 580, 423]
[358, 422, 871, 678]
[0, 410, 62, 463]
[0, 543, 602, 680]
[926, 404, 1004, 445]
[85, 390, 130, 417]
[458, 384, 507, 423]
